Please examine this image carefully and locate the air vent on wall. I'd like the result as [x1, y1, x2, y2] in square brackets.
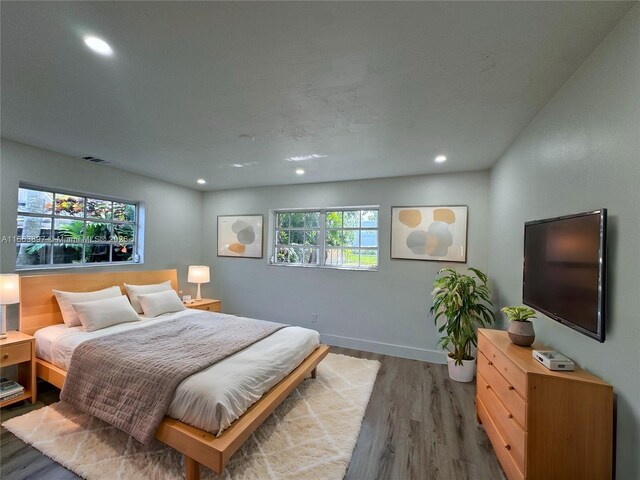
[80, 156, 111, 165]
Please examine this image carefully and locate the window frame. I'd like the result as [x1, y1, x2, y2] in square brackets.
[14, 183, 144, 270]
[270, 206, 379, 272]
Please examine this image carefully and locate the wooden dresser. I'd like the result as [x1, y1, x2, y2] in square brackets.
[476, 329, 613, 480]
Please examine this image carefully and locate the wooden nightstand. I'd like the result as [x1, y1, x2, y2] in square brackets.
[0, 331, 36, 407]
[187, 298, 221, 312]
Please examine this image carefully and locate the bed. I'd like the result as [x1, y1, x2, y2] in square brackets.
[19, 269, 330, 480]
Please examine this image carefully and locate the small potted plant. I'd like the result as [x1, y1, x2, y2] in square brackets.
[501, 306, 537, 346]
[431, 268, 495, 382]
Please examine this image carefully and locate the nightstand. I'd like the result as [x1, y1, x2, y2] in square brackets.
[187, 298, 222, 312]
[0, 331, 36, 407]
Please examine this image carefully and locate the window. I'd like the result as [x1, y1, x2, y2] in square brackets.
[15, 185, 141, 269]
[272, 208, 379, 270]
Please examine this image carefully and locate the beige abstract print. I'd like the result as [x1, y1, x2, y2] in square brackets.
[391, 205, 468, 262]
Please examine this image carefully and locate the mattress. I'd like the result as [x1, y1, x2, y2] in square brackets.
[34, 310, 320, 435]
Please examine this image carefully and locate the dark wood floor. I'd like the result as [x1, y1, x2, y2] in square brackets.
[335, 347, 504, 480]
[1, 347, 504, 480]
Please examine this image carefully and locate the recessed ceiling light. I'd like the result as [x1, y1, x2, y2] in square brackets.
[83, 36, 113, 56]
[435, 155, 447, 163]
[230, 161, 259, 168]
[287, 154, 327, 162]
[295, 168, 305, 175]
[197, 178, 206, 184]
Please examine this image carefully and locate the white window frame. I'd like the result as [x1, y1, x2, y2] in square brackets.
[14, 183, 144, 270]
[270, 206, 379, 271]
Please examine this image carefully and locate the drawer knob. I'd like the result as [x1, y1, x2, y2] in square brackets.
[485, 385, 491, 390]
[508, 414, 513, 419]
[2, 353, 8, 359]
[505, 444, 511, 451]
[487, 361, 493, 366]
[508, 386, 515, 391]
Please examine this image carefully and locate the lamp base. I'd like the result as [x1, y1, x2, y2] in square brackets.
[0, 304, 7, 340]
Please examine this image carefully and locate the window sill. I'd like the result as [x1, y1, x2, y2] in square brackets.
[268, 263, 378, 272]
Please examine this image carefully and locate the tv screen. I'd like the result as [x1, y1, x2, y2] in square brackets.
[523, 209, 607, 342]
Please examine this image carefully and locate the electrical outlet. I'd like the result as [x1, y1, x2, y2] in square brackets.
[311, 313, 318, 323]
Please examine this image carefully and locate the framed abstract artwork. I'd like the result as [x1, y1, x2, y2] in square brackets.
[217, 214, 264, 258]
[390, 206, 468, 262]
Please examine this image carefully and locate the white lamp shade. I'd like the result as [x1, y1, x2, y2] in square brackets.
[188, 266, 210, 284]
[0, 274, 20, 305]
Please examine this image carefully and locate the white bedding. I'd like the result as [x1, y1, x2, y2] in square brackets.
[35, 310, 320, 435]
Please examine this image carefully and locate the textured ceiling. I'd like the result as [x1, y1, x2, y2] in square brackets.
[1, 1, 634, 190]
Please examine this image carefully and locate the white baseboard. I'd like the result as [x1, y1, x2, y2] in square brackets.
[320, 334, 447, 364]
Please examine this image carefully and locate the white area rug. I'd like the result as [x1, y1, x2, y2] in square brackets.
[3, 353, 379, 480]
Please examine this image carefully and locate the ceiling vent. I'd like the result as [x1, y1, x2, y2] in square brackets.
[80, 156, 111, 165]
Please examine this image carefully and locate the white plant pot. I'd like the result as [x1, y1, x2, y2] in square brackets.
[447, 356, 476, 383]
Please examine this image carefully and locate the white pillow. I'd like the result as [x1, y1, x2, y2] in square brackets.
[72, 295, 140, 332]
[124, 280, 173, 313]
[53, 286, 122, 327]
[137, 290, 186, 317]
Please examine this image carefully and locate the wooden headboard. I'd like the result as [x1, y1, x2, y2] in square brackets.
[19, 269, 178, 336]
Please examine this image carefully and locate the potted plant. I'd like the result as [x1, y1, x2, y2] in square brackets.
[501, 306, 537, 346]
[431, 268, 495, 382]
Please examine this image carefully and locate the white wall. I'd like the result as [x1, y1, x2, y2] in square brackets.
[202, 171, 491, 362]
[489, 6, 640, 478]
[0, 139, 204, 329]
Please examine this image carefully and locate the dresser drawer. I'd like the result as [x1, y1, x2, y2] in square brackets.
[0, 342, 31, 367]
[189, 301, 221, 312]
[194, 303, 220, 312]
[479, 335, 527, 399]
[478, 351, 527, 429]
[477, 394, 524, 480]
[478, 372, 526, 471]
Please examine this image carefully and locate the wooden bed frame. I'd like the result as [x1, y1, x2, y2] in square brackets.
[19, 269, 329, 480]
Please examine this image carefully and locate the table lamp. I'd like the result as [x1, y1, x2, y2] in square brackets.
[188, 266, 210, 301]
[0, 274, 20, 340]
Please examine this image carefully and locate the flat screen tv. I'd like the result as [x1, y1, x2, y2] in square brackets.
[523, 209, 607, 342]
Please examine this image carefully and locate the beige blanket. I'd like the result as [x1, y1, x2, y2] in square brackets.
[60, 313, 285, 444]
